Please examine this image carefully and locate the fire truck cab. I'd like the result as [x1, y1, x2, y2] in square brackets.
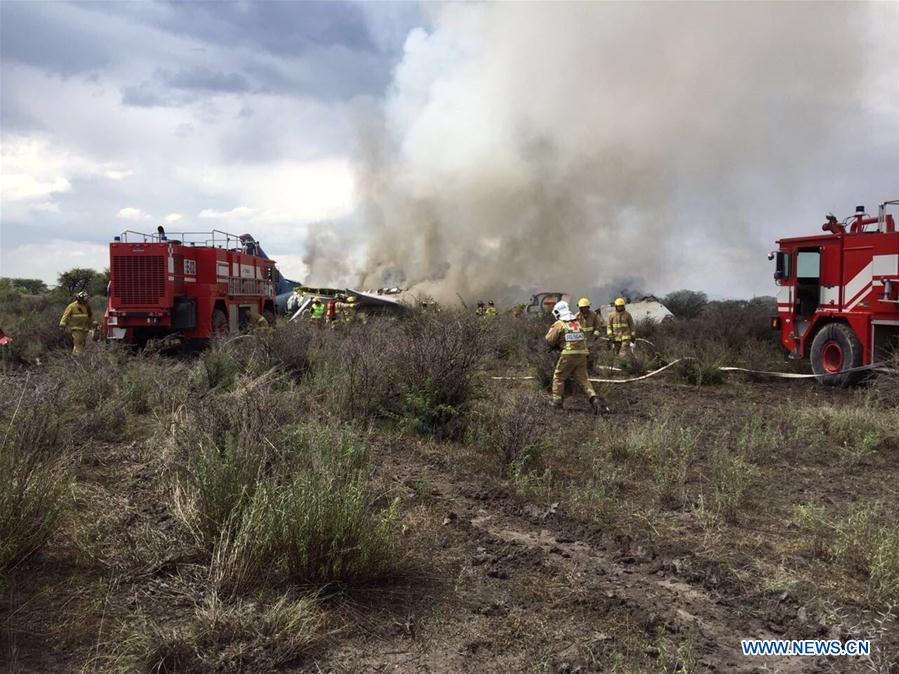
[105, 228, 277, 344]
[771, 200, 899, 386]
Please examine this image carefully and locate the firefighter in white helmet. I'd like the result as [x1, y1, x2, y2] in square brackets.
[545, 300, 604, 414]
[607, 297, 636, 357]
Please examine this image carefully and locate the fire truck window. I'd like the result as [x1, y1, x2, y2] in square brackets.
[796, 251, 820, 279]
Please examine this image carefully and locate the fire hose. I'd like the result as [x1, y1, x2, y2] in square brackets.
[490, 359, 896, 384]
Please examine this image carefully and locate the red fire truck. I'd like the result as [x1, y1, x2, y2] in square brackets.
[105, 228, 277, 344]
[771, 200, 899, 386]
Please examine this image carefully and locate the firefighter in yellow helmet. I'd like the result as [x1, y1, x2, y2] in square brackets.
[576, 297, 602, 371]
[607, 297, 636, 358]
[59, 290, 94, 354]
[309, 296, 326, 326]
[335, 294, 358, 323]
[485, 300, 498, 319]
[545, 300, 605, 414]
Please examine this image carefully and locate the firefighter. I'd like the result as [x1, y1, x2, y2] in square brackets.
[59, 290, 94, 354]
[485, 300, 498, 319]
[545, 300, 604, 415]
[576, 297, 602, 371]
[607, 297, 636, 358]
[254, 313, 274, 335]
[335, 295, 358, 323]
[325, 298, 337, 327]
[309, 297, 325, 326]
[475, 301, 485, 317]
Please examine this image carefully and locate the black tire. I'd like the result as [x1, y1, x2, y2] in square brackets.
[212, 308, 229, 336]
[809, 322, 863, 387]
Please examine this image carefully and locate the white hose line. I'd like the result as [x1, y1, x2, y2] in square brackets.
[490, 359, 896, 384]
[587, 359, 687, 383]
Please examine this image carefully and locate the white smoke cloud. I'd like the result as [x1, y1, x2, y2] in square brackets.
[354, 2, 899, 301]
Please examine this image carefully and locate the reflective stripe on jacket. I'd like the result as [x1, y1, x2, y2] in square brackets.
[545, 319, 589, 355]
[607, 310, 635, 342]
[60, 301, 93, 331]
[577, 309, 602, 337]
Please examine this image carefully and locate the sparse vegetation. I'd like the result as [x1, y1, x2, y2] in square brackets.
[2, 294, 897, 672]
[0, 388, 70, 573]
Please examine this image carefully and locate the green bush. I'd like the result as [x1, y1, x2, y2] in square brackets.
[174, 420, 401, 590]
[0, 285, 72, 365]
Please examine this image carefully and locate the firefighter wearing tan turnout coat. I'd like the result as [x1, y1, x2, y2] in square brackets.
[59, 291, 94, 354]
[545, 300, 604, 415]
[607, 297, 636, 357]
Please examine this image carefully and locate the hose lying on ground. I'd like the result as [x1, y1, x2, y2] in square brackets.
[490, 359, 895, 384]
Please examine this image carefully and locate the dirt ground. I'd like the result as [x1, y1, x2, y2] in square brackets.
[3, 374, 898, 673]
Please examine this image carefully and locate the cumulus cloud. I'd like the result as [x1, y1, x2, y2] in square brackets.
[103, 169, 134, 181]
[117, 207, 152, 221]
[1, 1, 894, 300]
[198, 206, 256, 220]
[164, 213, 182, 223]
[0, 239, 109, 285]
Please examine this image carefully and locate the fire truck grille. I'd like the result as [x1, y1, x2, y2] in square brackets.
[113, 255, 165, 305]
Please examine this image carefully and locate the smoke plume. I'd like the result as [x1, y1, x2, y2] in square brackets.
[351, 2, 895, 302]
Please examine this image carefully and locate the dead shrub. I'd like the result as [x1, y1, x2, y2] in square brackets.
[306, 312, 484, 438]
[467, 389, 549, 469]
[113, 594, 323, 673]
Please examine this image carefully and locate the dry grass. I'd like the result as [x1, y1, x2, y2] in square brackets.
[0, 383, 71, 573]
[4, 295, 898, 672]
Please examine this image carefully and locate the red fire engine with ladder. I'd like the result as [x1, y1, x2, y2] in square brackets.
[105, 228, 276, 344]
[771, 199, 899, 386]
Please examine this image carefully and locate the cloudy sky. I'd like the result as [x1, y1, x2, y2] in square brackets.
[1, 1, 897, 299]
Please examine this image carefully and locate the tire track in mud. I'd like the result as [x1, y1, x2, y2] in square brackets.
[450, 496, 819, 673]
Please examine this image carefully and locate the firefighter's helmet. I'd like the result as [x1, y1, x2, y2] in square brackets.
[347, 296, 357, 303]
[578, 297, 590, 308]
[75, 291, 88, 301]
[614, 297, 626, 307]
[552, 300, 575, 321]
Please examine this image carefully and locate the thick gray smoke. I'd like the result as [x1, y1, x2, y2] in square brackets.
[352, 2, 896, 302]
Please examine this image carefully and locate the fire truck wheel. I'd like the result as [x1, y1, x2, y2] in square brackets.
[212, 308, 229, 336]
[809, 322, 863, 387]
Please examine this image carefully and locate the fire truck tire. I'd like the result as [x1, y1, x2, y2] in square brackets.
[212, 308, 229, 336]
[809, 322, 863, 387]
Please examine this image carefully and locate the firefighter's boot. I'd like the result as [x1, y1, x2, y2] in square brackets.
[550, 398, 563, 410]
